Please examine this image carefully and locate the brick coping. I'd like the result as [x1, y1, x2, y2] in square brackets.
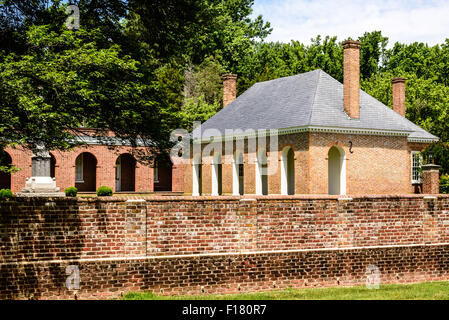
[5, 193, 449, 202]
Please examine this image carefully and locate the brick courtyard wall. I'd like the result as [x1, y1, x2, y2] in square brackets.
[4, 145, 185, 194]
[3, 244, 448, 300]
[1, 195, 449, 299]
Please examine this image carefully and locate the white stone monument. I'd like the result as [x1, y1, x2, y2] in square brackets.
[18, 144, 65, 197]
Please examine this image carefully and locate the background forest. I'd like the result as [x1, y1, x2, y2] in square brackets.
[1, 0, 449, 184]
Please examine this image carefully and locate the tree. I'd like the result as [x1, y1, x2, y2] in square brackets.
[0, 25, 170, 159]
[180, 57, 225, 130]
[357, 31, 388, 80]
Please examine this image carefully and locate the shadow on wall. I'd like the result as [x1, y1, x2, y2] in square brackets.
[0, 198, 85, 299]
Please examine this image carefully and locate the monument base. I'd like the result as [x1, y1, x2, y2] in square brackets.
[20, 176, 63, 195]
[16, 192, 66, 198]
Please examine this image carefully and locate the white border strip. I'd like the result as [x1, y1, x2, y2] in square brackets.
[3, 242, 449, 266]
[194, 125, 416, 143]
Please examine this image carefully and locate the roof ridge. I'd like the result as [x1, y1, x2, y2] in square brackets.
[254, 69, 321, 86]
[308, 70, 322, 125]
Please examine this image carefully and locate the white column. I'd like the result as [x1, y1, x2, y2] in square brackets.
[340, 155, 346, 195]
[255, 160, 262, 195]
[211, 163, 219, 196]
[280, 156, 287, 195]
[232, 159, 240, 196]
[192, 164, 200, 196]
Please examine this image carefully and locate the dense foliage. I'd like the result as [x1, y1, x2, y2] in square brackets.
[1, 1, 448, 173]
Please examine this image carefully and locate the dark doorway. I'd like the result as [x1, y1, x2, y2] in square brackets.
[50, 153, 56, 178]
[0, 151, 12, 190]
[154, 158, 173, 192]
[116, 154, 136, 192]
[75, 152, 97, 192]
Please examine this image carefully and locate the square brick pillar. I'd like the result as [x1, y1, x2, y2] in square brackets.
[422, 164, 441, 194]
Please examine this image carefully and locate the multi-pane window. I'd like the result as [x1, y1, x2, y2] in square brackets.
[75, 154, 84, 183]
[411, 151, 423, 184]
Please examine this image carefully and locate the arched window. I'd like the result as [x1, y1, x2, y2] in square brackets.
[233, 151, 244, 195]
[115, 154, 136, 192]
[328, 146, 346, 195]
[192, 154, 202, 196]
[281, 146, 295, 195]
[256, 149, 268, 195]
[0, 151, 12, 190]
[211, 153, 222, 196]
[75, 152, 97, 192]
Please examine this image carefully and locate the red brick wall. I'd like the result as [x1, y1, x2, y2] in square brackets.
[2, 244, 448, 300]
[1, 195, 449, 299]
[309, 133, 410, 194]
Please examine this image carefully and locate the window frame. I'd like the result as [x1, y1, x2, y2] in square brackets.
[75, 154, 84, 183]
[154, 163, 159, 183]
[411, 151, 423, 184]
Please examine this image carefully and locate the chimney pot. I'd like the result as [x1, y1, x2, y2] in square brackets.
[392, 77, 407, 117]
[342, 40, 362, 119]
[221, 74, 237, 107]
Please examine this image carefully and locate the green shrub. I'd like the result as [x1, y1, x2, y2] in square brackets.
[97, 186, 113, 197]
[65, 187, 78, 197]
[0, 189, 13, 199]
[440, 174, 449, 194]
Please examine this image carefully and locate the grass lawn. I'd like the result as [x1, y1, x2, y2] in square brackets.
[123, 281, 449, 300]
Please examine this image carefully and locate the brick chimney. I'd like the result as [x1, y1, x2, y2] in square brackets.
[342, 40, 362, 119]
[392, 77, 407, 117]
[221, 74, 237, 107]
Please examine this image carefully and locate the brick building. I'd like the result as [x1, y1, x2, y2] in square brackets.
[0, 130, 184, 194]
[184, 41, 439, 196]
[0, 41, 439, 196]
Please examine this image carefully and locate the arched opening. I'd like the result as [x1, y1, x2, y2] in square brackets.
[328, 146, 346, 195]
[281, 147, 295, 195]
[193, 155, 202, 196]
[115, 154, 136, 192]
[50, 153, 56, 179]
[0, 151, 12, 190]
[233, 151, 244, 195]
[75, 152, 97, 192]
[256, 149, 268, 195]
[153, 155, 173, 192]
[212, 153, 222, 196]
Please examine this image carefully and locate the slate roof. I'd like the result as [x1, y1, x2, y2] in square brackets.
[195, 70, 438, 142]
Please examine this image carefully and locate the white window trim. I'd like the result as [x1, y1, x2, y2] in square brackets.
[411, 151, 423, 184]
[75, 154, 84, 183]
[154, 164, 159, 183]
